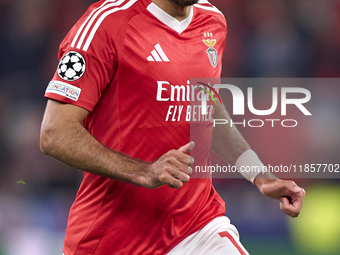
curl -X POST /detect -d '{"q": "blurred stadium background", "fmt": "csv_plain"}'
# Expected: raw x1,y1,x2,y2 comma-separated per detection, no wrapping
0,0,340,254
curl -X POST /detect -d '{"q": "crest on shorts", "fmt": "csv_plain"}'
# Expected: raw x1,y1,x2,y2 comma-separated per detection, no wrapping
202,38,218,68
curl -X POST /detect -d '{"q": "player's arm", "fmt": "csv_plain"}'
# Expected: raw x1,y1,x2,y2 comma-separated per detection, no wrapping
211,104,305,217
40,99,192,189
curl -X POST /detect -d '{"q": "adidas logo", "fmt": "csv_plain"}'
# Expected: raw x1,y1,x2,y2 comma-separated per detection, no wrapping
147,44,170,62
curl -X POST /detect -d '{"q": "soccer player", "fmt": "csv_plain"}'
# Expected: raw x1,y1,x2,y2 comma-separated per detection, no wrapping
40,0,305,254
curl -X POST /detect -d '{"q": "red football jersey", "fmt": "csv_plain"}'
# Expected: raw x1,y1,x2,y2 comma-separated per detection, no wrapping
45,0,227,254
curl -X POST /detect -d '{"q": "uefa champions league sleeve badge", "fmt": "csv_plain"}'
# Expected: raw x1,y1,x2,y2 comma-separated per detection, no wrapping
57,51,86,81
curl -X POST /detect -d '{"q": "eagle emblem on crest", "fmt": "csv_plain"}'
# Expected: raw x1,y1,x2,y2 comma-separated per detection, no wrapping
203,39,218,68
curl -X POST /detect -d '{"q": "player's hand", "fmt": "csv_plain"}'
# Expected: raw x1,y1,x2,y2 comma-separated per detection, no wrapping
141,142,195,189
254,177,306,218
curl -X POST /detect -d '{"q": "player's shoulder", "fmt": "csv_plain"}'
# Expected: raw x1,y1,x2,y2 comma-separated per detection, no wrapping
91,0,147,25
61,0,146,51
193,0,226,29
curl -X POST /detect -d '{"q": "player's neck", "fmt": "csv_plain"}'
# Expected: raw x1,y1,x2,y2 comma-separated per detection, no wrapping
152,0,192,22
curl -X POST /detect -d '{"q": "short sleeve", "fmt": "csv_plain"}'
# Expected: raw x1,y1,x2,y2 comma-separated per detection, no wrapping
45,10,117,112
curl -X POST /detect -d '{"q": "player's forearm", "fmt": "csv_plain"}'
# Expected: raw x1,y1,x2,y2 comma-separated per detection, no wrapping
40,100,193,189
211,104,280,183
211,104,250,164
40,115,147,185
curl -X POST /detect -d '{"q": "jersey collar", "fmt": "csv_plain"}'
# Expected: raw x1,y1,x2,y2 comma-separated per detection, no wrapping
147,3,194,34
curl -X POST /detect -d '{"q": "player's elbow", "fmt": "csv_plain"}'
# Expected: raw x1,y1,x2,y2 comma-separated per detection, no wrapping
39,124,57,156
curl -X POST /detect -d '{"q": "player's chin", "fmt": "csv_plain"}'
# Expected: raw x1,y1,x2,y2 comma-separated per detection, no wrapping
171,0,199,7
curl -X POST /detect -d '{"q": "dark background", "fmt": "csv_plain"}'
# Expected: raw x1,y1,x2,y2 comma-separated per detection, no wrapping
0,0,339,254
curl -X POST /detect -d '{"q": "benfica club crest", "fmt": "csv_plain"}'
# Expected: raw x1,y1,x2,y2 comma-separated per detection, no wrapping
203,39,218,68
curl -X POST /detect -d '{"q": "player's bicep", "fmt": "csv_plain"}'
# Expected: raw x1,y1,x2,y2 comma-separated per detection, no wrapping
40,99,89,154
42,99,89,127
